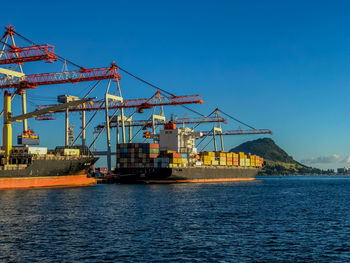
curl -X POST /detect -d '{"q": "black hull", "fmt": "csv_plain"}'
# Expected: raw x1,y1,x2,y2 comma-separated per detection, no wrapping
0,156,98,178
116,166,259,183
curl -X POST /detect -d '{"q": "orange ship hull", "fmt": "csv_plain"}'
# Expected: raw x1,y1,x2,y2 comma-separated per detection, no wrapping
0,174,96,190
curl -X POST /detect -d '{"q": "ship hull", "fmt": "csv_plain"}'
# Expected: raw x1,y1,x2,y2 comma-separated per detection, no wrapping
0,174,96,189
0,156,98,189
116,166,259,183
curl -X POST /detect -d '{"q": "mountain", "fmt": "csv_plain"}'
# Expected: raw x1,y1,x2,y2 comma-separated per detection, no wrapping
230,138,324,175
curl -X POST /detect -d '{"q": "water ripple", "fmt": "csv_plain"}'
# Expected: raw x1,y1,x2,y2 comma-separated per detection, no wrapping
0,176,350,262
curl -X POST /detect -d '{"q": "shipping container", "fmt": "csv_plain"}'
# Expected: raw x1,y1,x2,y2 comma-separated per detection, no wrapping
28,147,47,155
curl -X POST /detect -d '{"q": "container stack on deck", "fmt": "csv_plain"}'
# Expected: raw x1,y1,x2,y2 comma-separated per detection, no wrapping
159,151,188,168
116,143,264,169
117,143,159,168
199,151,263,168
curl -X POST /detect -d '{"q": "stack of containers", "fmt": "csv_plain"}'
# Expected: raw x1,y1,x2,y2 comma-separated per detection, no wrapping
117,143,160,168
160,151,188,167
181,153,188,167
233,153,239,166
227,153,233,166
167,151,182,166
255,156,264,168
249,155,256,167
200,152,216,165
154,157,170,168
246,157,251,167
239,152,246,167
215,152,227,166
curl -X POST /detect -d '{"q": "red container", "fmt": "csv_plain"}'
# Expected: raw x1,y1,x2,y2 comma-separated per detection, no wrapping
149,143,159,149
149,154,158,158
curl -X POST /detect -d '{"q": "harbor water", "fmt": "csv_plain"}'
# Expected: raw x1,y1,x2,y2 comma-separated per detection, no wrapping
1,176,350,262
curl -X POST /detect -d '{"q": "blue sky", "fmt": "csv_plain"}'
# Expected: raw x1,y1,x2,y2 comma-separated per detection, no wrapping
1,0,350,169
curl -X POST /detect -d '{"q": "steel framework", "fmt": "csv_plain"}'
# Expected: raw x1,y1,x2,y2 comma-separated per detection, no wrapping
0,44,57,65
0,62,121,89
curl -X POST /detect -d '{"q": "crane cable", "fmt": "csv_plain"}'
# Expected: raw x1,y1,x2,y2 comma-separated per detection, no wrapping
13,29,257,130
217,109,255,130
13,31,84,70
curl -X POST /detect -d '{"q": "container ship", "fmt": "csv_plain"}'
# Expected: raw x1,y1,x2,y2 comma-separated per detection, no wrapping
115,123,264,183
0,91,98,189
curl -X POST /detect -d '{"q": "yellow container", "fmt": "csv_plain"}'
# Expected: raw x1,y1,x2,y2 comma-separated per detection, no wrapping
211,160,219,165
239,159,245,166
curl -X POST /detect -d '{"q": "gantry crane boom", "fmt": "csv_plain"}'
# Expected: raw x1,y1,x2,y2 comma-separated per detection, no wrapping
0,62,120,89
197,128,273,152
112,116,226,127
94,116,227,131
9,97,95,122
200,128,273,136
0,44,57,65
35,93,204,115
2,90,94,157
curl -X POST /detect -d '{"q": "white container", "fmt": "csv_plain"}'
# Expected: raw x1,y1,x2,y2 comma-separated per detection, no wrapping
28,147,47,155
64,148,80,156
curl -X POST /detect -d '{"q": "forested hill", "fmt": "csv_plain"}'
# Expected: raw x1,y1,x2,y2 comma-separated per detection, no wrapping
230,138,323,175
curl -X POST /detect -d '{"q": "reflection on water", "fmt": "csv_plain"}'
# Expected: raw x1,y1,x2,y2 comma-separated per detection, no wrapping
0,177,350,262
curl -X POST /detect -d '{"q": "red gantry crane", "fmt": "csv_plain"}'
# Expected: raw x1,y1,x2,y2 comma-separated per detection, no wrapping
195,108,273,152
0,44,57,65
0,25,60,139
0,25,122,150
0,62,121,90
35,91,203,113
35,90,205,171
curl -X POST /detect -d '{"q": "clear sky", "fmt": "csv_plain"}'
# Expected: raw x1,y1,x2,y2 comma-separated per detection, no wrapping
1,0,350,169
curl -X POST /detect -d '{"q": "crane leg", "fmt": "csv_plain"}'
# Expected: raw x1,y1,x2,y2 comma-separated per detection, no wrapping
65,109,69,146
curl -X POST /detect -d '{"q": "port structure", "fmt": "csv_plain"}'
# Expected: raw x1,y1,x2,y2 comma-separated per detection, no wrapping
95,115,228,143
0,25,59,138
36,90,204,171
2,90,93,159
35,93,203,113
0,25,273,171
196,108,273,152
0,63,121,90
0,25,122,150
0,44,57,65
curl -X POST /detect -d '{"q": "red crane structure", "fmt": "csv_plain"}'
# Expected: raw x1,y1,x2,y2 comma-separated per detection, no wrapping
35,92,203,114
195,108,273,152
0,25,123,153
0,44,57,65
200,128,272,136
0,62,121,90
0,25,60,135
93,115,227,144
107,116,227,128
35,90,205,171
0,25,273,172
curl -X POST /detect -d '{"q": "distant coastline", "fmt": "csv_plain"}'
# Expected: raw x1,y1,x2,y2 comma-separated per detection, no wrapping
230,138,334,176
